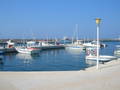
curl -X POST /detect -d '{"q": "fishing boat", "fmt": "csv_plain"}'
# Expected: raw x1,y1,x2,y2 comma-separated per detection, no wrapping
6,40,15,48
15,47,40,54
15,41,41,54
5,40,16,52
86,48,117,62
0,40,16,54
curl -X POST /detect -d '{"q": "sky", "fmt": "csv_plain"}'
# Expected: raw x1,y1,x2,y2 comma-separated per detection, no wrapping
0,0,120,39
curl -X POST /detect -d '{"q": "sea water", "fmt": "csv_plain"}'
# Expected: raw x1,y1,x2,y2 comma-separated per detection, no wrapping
0,41,119,71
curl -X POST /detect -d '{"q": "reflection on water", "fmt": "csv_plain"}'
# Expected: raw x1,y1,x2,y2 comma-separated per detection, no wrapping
66,48,84,55
17,53,33,60
0,49,88,71
16,53,40,64
17,53,40,60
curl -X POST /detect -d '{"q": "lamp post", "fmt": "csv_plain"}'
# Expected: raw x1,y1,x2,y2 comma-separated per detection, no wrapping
95,18,101,69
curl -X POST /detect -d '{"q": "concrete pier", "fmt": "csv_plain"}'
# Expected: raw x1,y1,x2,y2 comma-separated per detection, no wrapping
0,59,120,90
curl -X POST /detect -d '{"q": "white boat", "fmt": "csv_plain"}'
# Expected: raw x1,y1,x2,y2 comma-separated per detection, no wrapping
83,41,106,48
83,41,98,48
114,45,120,55
5,40,16,52
66,40,85,50
114,50,120,55
15,47,40,54
66,43,85,50
39,41,54,46
15,41,41,54
86,55,117,61
86,48,117,62
38,41,64,50
6,40,15,48
0,40,16,54
66,45,84,50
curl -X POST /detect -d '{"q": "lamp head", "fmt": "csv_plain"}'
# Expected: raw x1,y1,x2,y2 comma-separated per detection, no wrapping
95,18,101,25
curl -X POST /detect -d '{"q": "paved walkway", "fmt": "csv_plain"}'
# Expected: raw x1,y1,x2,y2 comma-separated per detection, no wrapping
0,59,120,90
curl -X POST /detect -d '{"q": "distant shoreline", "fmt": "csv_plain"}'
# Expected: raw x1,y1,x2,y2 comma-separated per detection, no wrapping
0,38,120,43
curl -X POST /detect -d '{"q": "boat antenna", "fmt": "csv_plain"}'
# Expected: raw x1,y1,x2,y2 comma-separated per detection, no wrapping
76,24,79,41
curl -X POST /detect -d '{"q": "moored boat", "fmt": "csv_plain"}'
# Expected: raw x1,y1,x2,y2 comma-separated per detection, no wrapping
66,45,84,50
5,40,16,53
65,40,85,50
15,47,40,54
15,41,41,54
83,41,107,48
86,55,117,61
114,50,120,55
39,41,64,50
86,48,117,62
114,45,120,55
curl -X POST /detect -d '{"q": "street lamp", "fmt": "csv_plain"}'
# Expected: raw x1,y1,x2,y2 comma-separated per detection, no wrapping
95,18,101,69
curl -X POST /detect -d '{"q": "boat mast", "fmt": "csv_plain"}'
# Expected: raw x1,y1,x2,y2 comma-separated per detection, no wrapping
76,24,79,41
72,37,74,44
31,29,35,41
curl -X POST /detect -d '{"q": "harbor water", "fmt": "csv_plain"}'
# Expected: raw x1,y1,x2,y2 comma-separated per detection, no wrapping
0,41,119,71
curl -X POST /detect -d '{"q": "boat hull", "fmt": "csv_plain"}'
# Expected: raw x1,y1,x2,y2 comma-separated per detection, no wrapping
86,55,117,62
114,50,120,55
65,44,85,51
15,47,40,54
66,46,83,50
